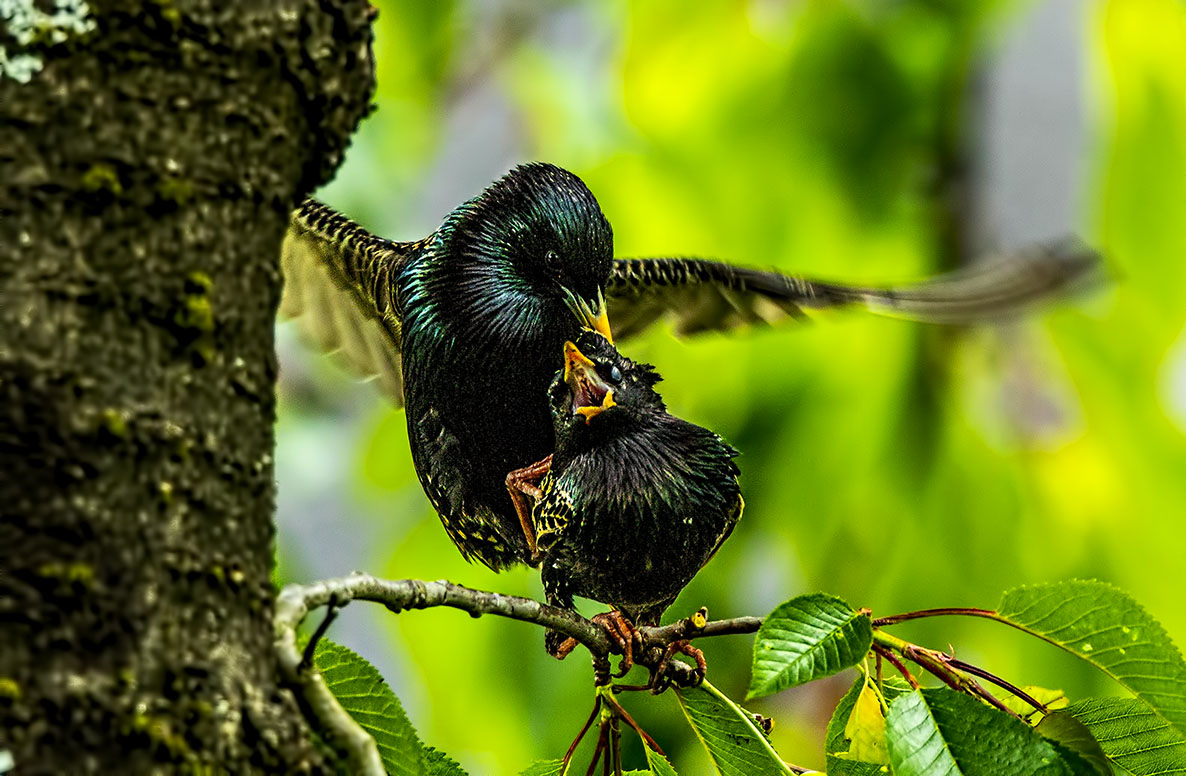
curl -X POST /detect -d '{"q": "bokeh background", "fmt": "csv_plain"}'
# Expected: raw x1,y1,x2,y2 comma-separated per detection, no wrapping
274,1,1186,772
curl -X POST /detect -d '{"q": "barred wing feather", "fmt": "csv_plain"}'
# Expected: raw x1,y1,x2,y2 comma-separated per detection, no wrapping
606,240,1102,340
279,199,414,405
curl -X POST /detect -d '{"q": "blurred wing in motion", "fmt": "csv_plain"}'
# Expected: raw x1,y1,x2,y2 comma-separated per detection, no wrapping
279,199,420,405
606,240,1103,340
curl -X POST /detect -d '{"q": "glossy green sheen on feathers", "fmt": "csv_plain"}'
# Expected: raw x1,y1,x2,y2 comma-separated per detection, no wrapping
284,163,1100,577
395,164,613,569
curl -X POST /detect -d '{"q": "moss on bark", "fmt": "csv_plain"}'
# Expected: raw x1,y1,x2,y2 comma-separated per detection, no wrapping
0,1,375,772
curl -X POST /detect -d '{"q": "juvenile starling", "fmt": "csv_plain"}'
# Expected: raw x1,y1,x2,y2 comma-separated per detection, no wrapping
280,162,1099,571
507,331,742,663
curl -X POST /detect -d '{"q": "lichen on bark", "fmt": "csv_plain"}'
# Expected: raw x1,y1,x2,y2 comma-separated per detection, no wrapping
0,1,375,772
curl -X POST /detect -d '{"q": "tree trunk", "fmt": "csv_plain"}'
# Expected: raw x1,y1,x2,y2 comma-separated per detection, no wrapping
0,2,374,772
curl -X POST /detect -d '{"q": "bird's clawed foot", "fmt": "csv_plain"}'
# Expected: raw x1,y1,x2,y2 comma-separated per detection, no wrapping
552,607,712,695
543,610,641,674
505,454,552,565
591,610,642,678
614,640,708,695
651,640,707,691
547,631,579,661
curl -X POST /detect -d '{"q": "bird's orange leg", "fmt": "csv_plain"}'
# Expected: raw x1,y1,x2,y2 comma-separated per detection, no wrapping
650,640,707,692
593,610,641,678
505,454,552,564
549,610,641,679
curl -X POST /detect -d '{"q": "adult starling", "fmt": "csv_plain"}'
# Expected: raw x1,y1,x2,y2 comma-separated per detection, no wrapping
283,164,613,569
506,331,742,664
280,162,1099,571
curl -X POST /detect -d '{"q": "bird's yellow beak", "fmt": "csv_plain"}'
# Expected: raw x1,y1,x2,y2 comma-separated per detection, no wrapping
563,340,615,422
565,290,614,344
590,304,613,344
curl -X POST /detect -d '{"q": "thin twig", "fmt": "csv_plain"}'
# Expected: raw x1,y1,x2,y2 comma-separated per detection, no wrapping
601,690,664,756
643,615,763,648
610,715,622,776
586,724,606,776
896,642,1020,719
872,644,920,689
300,596,343,671
963,678,1021,718
872,607,998,627
946,656,1048,714
564,694,603,772
274,599,382,773
902,645,967,694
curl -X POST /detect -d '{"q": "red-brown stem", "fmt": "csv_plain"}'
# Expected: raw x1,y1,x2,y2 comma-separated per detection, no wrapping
947,656,1048,714
602,724,611,776
610,716,622,776
872,644,920,689
564,694,603,772
602,691,665,756
903,645,965,693
872,607,998,627
585,724,606,776
900,645,1019,719
967,680,1020,718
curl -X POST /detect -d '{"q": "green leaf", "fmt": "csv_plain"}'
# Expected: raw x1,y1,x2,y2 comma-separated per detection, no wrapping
747,593,873,700
676,680,793,775
1058,697,1186,775
997,580,1186,738
645,748,679,776
826,675,909,776
998,686,1069,723
425,747,468,776
514,739,677,775
315,639,428,776
885,688,1096,776
1033,709,1111,776
844,678,890,764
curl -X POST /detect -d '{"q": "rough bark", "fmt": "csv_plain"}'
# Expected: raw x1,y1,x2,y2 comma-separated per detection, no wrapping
0,1,374,772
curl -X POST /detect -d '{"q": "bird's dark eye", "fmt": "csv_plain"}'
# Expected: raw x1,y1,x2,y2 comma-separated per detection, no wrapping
544,249,561,273
608,365,622,383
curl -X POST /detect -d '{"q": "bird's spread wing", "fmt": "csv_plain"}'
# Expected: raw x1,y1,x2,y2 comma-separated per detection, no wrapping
606,240,1102,340
279,199,419,405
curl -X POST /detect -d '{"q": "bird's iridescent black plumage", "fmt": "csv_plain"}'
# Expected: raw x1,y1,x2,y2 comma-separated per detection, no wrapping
398,164,615,568
531,331,742,650
283,163,613,569
280,162,1101,573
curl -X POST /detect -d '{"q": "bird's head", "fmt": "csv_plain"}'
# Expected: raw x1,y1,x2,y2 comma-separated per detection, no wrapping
439,162,614,343
548,331,664,443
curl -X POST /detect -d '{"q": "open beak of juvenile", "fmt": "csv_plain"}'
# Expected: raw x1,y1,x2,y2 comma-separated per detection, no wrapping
564,289,613,344
563,341,615,422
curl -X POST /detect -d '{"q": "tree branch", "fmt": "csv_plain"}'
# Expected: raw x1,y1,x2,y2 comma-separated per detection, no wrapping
274,585,385,775
273,573,766,772
275,574,614,653
643,614,763,648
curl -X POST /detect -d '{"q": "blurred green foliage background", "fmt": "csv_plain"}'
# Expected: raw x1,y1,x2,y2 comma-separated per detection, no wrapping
275,1,1186,772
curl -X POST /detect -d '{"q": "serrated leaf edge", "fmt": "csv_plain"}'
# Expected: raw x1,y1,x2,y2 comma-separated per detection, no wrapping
678,680,795,776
